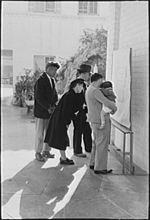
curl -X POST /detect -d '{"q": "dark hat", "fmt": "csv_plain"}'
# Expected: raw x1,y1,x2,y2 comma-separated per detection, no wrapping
77,64,91,73
46,61,60,70
70,78,85,88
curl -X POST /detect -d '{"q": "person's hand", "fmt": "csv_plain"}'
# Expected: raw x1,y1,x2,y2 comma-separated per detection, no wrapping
110,109,117,115
74,111,79,116
48,106,55,114
66,125,69,129
83,103,86,109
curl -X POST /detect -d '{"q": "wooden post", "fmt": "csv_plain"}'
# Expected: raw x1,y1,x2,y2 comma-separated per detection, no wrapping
122,133,126,174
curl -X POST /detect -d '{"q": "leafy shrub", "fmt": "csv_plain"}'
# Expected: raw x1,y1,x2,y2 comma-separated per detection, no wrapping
56,27,107,94
14,69,41,106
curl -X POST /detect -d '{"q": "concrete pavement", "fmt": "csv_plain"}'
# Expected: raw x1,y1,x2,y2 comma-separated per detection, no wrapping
1,90,149,219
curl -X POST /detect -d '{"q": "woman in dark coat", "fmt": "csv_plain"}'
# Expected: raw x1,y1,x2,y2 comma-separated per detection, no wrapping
44,78,85,165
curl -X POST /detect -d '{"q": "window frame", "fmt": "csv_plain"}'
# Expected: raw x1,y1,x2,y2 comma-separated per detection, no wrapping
28,1,61,14
78,1,99,15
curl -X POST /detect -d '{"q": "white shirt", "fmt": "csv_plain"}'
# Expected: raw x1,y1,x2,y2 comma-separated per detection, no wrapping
46,73,53,88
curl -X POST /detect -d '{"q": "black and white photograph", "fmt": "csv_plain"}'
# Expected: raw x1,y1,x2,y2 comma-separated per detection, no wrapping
1,1,149,219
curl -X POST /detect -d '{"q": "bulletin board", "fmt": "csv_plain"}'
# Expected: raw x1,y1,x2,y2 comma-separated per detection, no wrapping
111,48,132,128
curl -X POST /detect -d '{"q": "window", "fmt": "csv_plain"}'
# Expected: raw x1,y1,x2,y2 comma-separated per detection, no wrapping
28,1,61,13
35,2,45,12
79,2,88,14
46,2,55,12
1,50,13,84
79,1,98,15
45,56,55,64
89,2,98,14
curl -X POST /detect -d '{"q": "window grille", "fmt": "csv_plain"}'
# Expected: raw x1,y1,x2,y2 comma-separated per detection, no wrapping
89,2,98,14
35,2,45,12
46,2,55,12
1,50,13,84
1,50,13,57
45,56,55,64
79,1,98,15
79,2,88,14
28,1,61,13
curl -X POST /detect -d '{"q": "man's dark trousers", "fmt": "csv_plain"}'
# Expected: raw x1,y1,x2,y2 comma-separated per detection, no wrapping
73,108,92,154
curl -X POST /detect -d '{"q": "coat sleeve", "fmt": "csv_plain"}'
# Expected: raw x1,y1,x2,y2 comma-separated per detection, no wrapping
62,93,74,126
34,79,50,111
94,89,117,111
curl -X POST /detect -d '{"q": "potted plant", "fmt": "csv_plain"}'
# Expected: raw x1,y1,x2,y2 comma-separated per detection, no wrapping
14,69,41,107
14,75,26,107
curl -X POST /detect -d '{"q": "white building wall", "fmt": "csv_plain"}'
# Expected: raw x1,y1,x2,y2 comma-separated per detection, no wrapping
2,1,108,89
61,2,78,15
106,2,149,172
2,1,28,13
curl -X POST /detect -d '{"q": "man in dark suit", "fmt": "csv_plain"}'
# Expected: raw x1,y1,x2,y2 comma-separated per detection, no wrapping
72,64,93,157
34,61,60,161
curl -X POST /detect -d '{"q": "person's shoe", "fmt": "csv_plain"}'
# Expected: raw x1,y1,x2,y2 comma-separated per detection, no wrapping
94,170,108,174
42,151,55,158
89,165,94,170
85,150,91,153
35,152,46,162
94,169,113,174
104,169,113,173
74,153,87,157
60,158,74,165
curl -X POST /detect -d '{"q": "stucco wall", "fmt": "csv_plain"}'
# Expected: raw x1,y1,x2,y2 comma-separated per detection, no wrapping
106,2,149,172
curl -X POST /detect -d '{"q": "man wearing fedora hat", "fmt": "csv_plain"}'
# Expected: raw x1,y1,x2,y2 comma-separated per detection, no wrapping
72,63,93,157
34,61,60,161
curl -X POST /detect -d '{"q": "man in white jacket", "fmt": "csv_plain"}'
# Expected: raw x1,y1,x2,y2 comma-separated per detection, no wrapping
86,73,117,174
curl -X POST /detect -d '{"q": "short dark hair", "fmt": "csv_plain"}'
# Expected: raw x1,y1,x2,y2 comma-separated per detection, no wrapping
100,81,113,89
46,61,60,70
91,73,103,83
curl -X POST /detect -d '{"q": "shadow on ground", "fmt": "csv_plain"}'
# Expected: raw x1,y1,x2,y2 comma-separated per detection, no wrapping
2,157,91,219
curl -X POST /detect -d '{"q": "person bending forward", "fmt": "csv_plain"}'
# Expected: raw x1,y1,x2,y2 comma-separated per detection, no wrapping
44,78,85,165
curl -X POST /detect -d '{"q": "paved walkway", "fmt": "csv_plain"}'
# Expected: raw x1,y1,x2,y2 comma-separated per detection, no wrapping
1,93,149,219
